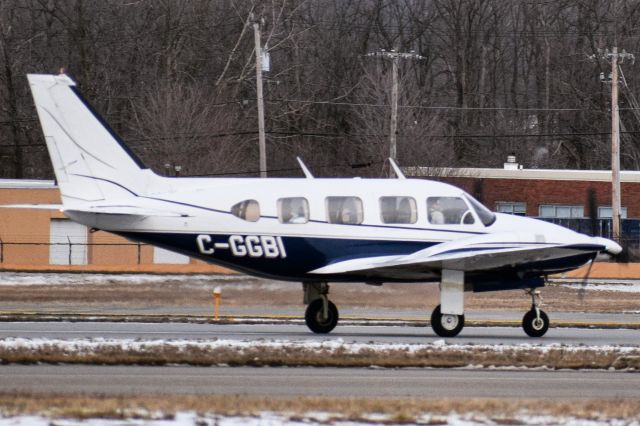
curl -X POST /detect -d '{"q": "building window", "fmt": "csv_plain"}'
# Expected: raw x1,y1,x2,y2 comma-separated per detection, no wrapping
231,200,260,222
496,202,526,216
539,205,584,218
598,206,628,219
153,247,190,264
380,196,417,224
278,197,309,224
326,197,363,224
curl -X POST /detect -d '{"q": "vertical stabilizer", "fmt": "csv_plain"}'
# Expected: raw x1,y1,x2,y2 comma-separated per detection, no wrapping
27,74,149,205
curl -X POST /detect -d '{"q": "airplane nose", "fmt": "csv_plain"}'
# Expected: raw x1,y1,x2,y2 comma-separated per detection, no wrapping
593,237,623,255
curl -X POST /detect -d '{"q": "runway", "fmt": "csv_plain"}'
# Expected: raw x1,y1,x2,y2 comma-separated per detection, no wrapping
0,322,639,346
1,364,639,398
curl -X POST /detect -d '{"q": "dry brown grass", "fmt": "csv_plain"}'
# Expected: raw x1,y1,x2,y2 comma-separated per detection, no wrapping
0,278,638,314
0,393,639,422
1,341,639,370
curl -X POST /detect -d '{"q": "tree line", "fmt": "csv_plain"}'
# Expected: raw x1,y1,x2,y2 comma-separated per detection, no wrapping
2,0,640,179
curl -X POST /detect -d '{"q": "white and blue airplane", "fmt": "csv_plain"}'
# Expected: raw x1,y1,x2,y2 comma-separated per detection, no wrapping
20,73,622,338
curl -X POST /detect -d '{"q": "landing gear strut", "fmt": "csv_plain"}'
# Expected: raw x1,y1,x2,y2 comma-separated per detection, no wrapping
431,269,466,337
522,289,549,337
303,282,339,334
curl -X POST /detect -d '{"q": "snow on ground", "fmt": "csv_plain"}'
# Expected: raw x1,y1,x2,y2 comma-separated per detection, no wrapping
0,336,637,355
0,412,636,426
3,271,640,292
559,282,640,293
0,272,256,286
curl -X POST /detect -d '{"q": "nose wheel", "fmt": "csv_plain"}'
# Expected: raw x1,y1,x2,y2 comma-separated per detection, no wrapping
431,304,465,337
522,289,549,337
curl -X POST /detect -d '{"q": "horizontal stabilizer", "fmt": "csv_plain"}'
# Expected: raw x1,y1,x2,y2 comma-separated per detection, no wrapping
67,205,191,217
0,204,63,210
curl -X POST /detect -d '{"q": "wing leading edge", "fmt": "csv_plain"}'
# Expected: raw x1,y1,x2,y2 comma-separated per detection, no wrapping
309,231,607,276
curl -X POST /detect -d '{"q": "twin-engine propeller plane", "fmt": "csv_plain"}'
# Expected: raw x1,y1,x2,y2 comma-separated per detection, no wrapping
18,73,622,337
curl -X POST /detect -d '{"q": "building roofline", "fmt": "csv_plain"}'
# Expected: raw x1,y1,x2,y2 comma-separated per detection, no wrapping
0,179,57,189
406,167,640,183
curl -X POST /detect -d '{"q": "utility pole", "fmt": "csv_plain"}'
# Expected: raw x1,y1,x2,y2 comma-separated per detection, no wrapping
611,47,621,242
366,49,425,164
253,18,267,178
593,47,635,241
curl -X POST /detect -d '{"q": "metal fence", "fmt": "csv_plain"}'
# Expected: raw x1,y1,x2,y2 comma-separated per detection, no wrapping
0,240,149,266
1,219,638,266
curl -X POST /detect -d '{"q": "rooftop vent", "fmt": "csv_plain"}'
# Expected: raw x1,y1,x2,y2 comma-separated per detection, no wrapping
504,155,519,170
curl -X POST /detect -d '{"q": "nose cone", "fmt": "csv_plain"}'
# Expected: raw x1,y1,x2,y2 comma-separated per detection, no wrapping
593,237,623,255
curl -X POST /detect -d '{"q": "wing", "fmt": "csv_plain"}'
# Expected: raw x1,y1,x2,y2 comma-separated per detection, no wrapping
309,231,606,277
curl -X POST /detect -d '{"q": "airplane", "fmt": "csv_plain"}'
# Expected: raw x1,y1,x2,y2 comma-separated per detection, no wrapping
16,73,622,338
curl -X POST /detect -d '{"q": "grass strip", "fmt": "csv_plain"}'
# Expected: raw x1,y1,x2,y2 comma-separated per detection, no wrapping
1,338,639,370
0,393,639,423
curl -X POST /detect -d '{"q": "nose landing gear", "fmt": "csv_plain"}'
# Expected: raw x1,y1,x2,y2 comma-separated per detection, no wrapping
522,289,549,337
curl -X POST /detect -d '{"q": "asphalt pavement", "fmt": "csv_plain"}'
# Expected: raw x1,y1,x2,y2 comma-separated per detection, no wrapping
0,322,638,346
1,365,639,399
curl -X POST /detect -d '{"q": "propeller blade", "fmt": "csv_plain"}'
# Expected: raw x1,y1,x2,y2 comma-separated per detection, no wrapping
578,256,596,302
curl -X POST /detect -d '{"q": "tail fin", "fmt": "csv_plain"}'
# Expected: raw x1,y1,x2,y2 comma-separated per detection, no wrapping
27,74,150,206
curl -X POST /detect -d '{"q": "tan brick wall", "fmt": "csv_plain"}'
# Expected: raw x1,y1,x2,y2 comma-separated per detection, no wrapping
0,186,229,272
0,188,64,264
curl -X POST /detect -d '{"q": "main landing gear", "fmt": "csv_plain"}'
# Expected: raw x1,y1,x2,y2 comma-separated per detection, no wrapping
303,282,339,334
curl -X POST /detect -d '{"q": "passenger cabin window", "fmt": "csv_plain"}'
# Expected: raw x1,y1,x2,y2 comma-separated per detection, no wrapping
326,197,363,225
427,197,475,225
380,196,417,224
231,199,260,222
278,197,309,224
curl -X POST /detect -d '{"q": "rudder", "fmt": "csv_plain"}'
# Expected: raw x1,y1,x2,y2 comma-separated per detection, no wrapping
27,74,148,205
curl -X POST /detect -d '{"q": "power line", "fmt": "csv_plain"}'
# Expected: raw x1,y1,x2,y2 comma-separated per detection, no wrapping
267,99,589,112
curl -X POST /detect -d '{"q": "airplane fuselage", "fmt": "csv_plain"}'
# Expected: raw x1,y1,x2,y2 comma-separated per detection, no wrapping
66,175,606,287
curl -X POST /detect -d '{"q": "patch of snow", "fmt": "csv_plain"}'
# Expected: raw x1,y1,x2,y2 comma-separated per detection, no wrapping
553,279,640,293
0,336,638,360
0,272,280,287
0,411,637,425
560,282,640,293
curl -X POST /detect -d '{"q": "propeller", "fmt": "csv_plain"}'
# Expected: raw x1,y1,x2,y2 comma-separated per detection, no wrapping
578,256,596,303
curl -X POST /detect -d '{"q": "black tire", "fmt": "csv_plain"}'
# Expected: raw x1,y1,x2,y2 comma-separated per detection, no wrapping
305,299,339,334
430,304,465,337
522,309,549,337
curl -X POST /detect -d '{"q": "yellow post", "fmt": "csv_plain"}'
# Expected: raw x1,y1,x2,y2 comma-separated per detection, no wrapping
213,287,221,320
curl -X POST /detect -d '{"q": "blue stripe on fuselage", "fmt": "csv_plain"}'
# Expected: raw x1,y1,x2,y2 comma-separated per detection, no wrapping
117,231,435,282
116,231,597,284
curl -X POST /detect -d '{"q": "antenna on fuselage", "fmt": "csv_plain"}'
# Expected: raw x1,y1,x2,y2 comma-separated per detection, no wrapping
296,157,314,179
388,157,406,179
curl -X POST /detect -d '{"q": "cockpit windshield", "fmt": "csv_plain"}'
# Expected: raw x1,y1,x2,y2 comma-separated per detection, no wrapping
463,194,496,226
